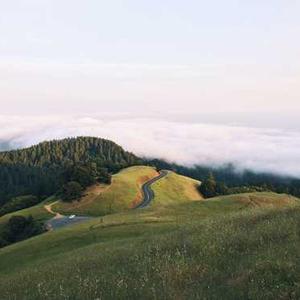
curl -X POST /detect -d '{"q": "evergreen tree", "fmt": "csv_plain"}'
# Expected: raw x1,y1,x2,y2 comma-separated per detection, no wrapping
0,215,45,247
199,172,217,198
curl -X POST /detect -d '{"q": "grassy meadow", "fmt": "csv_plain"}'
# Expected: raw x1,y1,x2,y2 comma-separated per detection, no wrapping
0,192,299,299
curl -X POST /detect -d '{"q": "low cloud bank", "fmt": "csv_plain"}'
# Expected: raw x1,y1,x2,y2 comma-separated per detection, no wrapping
0,115,300,178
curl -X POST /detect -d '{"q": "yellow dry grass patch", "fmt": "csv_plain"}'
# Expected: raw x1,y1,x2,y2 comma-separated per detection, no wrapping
151,171,203,206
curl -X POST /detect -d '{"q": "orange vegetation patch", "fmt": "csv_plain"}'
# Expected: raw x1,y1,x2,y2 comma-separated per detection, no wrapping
130,172,159,208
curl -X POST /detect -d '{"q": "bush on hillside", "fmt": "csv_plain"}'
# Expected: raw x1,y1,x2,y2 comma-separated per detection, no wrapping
97,168,112,184
61,181,83,202
0,215,45,248
198,172,218,198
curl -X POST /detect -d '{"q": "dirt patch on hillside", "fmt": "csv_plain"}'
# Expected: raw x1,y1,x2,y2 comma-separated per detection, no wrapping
66,183,110,209
44,202,63,219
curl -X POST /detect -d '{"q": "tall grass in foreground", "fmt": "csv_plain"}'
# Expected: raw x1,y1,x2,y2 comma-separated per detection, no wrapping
1,207,300,299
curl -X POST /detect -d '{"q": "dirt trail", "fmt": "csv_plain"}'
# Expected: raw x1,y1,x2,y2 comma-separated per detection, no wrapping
44,201,64,219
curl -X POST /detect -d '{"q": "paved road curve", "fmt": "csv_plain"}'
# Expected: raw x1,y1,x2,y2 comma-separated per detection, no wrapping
46,170,168,229
135,170,169,208
46,216,93,230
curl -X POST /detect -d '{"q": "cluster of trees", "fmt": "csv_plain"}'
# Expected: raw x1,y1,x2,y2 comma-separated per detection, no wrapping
198,172,267,198
0,137,141,207
0,215,45,248
148,159,300,198
60,164,112,201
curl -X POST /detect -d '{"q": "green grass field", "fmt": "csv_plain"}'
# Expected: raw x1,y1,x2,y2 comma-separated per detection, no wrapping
0,192,299,299
0,196,55,228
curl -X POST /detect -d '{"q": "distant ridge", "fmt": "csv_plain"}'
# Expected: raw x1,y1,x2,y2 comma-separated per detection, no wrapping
0,136,139,167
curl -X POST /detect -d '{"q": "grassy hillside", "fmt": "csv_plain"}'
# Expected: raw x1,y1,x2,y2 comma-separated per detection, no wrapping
151,171,203,206
0,192,299,299
0,197,55,227
53,167,203,216
53,166,159,216
208,192,300,209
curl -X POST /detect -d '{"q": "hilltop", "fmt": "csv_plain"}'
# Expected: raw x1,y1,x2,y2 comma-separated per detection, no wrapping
0,136,139,167
51,166,203,216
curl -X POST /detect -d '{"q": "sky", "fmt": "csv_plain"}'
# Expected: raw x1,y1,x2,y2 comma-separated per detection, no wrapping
0,1,300,176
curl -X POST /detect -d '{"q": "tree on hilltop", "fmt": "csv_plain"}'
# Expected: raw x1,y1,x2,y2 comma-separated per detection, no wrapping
199,172,217,198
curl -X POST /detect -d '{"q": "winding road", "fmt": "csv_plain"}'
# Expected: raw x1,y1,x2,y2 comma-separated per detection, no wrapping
135,170,169,208
45,170,168,230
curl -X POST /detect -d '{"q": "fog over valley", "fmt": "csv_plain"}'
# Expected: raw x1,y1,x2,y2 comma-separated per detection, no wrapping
1,114,299,178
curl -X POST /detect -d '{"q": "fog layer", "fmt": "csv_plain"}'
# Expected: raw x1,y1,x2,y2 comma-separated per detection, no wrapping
0,115,299,177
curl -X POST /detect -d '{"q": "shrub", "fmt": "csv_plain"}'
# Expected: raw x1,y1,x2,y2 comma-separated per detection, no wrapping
0,215,45,248
61,181,83,202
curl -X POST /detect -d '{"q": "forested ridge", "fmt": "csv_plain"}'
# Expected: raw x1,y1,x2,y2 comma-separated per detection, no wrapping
0,137,141,209
0,137,138,167
1,136,300,216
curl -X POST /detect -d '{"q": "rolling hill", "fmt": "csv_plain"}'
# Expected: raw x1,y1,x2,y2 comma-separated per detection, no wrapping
52,166,159,216
1,136,300,299
151,171,203,206
0,192,299,299
52,166,203,216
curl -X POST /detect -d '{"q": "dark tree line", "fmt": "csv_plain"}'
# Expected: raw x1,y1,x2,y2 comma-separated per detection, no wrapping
198,172,268,198
60,164,113,201
0,137,142,208
147,159,300,198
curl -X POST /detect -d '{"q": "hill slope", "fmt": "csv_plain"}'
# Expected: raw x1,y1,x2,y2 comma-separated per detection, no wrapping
53,166,159,216
0,137,141,207
151,171,203,206
0,192,299,299
207,192,300,209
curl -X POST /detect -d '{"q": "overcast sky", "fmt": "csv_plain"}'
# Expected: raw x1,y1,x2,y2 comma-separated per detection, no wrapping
1,1,300,176
1,0,300,115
